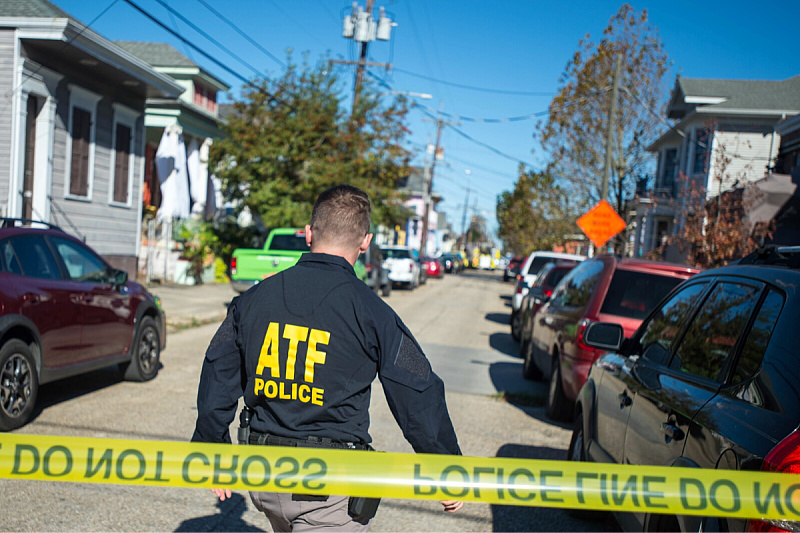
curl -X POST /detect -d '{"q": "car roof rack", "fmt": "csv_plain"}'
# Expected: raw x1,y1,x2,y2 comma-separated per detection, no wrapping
1,218,65,232
733,245,800,269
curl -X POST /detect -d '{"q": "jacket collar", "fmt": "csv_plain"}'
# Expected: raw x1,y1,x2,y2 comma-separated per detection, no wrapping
297,252,356,276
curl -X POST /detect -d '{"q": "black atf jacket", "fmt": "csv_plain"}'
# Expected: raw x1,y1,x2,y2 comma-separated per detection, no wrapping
192,253,460,456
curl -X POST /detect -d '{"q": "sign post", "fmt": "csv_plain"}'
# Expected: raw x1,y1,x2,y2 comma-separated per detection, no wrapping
576,200,626,250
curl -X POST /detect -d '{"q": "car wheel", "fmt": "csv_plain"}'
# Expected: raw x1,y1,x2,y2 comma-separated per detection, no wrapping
566,412,606,520
381,281,391,297
0,339,39,431
510,311,522,341
546,355,572,421
522,340,543,380
123,316,161,382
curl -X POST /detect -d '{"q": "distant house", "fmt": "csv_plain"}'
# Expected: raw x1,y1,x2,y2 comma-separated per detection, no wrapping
113,41,229,219
395,167,443,255
631,75,800,258
0,0,183,276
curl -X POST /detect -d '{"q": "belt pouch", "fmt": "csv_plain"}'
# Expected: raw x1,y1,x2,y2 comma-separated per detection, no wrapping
347,495,381,524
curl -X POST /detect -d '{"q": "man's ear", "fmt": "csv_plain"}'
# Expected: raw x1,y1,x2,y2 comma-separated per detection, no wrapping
305,225,313,248
359,233,373,254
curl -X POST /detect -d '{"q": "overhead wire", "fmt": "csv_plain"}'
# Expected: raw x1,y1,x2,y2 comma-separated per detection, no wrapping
392,67,555,97
193,0,286,70
163,0,195,63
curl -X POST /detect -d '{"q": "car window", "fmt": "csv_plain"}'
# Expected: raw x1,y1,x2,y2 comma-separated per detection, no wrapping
526,256,553,275
550,259,604,308
8,235,61,280
544,267,571,289
0,239,23,275
268,234,310,251
731,289,784,386
382,248,410,259
52,237,108,283
531,264,554,287
638,282,708,365
600,269,686,320
671,281,762,382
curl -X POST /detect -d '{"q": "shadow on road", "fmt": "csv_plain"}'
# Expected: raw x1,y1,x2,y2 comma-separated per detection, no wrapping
490,444,620,532
484,312,509,325
489,332,518,357
175,492,263,532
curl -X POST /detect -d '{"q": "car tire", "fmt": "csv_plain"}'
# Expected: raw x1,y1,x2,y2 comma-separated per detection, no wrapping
566,412,606,520
510,311,522,341
546,355,572,421
381,281,391,297
522,341,543,380
123,316,161,382
0,339,39,431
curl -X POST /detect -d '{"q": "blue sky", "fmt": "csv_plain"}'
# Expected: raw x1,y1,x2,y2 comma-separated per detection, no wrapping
58,0,800,240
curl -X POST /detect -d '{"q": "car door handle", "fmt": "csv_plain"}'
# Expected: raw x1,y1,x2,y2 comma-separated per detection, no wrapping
617,392,632,408
22,293,40,304
661,423,685,442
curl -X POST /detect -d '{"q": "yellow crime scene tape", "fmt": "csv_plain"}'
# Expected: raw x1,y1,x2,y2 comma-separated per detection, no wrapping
1,433,797,521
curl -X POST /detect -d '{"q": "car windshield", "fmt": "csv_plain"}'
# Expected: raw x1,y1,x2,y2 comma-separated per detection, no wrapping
528,256,578,275
544,267,571,288
600,269,685,320
268,234,310,251
383,248,410,259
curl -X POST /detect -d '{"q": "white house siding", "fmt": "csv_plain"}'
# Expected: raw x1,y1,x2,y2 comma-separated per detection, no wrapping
0,29,16,213
707,129,778,197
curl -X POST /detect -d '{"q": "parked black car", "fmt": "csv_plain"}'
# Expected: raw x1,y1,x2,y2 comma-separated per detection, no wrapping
569,245,800,532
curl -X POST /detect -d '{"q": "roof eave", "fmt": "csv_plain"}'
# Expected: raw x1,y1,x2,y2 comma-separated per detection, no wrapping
4,17,184,98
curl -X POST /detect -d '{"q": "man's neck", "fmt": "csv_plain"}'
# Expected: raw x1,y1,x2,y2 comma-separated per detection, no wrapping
310,246,359,266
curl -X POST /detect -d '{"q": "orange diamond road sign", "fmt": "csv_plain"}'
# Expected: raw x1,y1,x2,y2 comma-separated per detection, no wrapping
576,200,627,248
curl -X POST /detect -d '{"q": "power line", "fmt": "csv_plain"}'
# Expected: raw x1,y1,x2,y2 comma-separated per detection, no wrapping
121,0,292,108
412,101,548,123
393,67,554,96
193,0,286,70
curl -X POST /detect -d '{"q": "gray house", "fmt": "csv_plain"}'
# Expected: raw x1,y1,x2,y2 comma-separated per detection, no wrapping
631,75,800,258
0,0,183,276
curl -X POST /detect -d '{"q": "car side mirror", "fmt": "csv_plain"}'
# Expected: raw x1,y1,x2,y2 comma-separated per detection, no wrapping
583,322,624,352
112,268,128,288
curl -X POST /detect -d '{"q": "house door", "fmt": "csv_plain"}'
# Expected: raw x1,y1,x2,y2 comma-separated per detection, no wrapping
22,96,39,220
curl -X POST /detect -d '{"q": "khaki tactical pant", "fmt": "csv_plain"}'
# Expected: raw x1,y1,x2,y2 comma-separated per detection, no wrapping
249,492,371,532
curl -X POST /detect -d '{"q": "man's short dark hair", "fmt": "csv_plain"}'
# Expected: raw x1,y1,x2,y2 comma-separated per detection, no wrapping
311,185,371,249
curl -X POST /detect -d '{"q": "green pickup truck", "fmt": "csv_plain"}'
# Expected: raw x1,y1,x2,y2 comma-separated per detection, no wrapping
230,227,366,293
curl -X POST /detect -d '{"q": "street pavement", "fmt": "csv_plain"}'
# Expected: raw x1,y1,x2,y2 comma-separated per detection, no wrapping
145,280,237,331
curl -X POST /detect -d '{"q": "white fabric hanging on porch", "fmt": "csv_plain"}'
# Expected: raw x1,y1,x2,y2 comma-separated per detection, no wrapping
155,125,190,220
187,138,207,215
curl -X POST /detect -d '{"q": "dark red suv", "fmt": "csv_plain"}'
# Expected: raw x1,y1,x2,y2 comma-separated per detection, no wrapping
0,219,166,431
527,255,699,421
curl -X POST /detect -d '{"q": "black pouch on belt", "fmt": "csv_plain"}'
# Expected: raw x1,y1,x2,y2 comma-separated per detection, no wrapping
347,444,380,524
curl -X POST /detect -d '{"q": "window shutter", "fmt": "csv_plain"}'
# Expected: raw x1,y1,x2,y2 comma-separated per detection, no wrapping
114,123,131,203
70,108,91,196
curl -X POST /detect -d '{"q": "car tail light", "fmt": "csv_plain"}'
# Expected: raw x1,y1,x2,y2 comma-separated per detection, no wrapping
544,289,553,297
409,263,413,272
575,318,601,358
747,430,800,532
231,257,237,275
366,264,372,273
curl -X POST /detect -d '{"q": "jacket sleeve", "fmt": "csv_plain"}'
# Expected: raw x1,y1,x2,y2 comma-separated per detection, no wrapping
191,300,245,444
377,316,461,456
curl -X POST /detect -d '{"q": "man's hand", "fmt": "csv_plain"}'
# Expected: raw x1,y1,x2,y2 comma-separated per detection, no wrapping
440,500,463,513
211,488,232,501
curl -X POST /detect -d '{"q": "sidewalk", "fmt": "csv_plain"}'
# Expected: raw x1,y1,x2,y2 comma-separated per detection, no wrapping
145,281,236,331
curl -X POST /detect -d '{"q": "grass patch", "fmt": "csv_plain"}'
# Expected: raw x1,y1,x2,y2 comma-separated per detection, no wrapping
491,390,546,407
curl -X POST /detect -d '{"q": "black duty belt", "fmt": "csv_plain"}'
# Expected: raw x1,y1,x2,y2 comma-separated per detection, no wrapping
248,432,370,450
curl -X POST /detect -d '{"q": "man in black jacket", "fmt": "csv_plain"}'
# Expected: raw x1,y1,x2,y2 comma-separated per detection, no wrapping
192,184,462,531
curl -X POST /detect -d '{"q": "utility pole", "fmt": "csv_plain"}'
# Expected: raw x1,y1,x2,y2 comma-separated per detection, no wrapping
420,110,457,256
333,1,395,111
601,53,623,202
460,186,471,246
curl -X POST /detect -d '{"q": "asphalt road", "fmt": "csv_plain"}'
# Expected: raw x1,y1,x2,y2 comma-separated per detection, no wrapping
0,269,619,532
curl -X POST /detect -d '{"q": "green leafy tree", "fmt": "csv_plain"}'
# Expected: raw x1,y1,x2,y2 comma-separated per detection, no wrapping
496,165,576,255
210,56,412,231
538,4,670,217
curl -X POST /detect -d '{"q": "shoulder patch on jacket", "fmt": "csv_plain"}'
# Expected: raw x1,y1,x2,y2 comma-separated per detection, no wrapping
395,333,431,381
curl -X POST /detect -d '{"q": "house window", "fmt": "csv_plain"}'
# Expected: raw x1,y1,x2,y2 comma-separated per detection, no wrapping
693,128,712,174
65,85,101,200
661,148,677,193
110,104,139,207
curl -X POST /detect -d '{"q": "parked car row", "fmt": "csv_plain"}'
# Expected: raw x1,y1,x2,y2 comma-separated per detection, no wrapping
378,246,461,291
513,245,800,531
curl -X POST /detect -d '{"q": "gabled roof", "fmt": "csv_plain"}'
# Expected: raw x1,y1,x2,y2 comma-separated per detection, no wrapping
0,0,71,18
667,75,800,119
114,41,196,68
